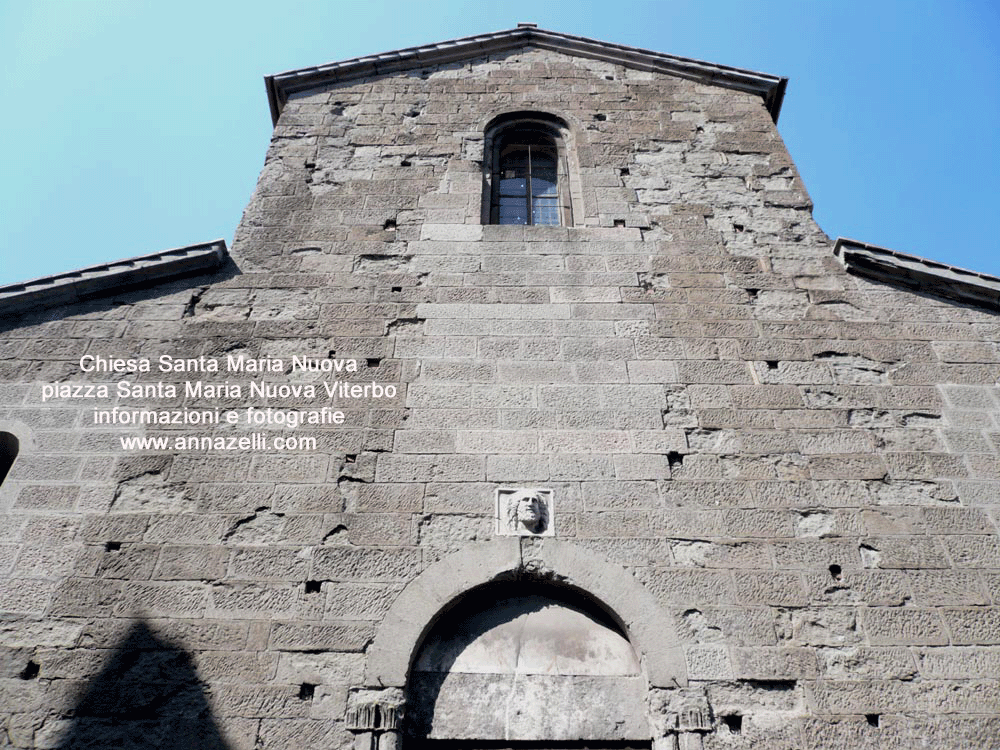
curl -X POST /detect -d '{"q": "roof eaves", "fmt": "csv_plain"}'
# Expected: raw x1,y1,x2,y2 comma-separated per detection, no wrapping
264,26,787,125
0,239,229,317
834,238,1000,312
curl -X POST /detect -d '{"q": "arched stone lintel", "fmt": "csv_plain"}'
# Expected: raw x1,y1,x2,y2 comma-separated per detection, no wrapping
364,537,687,689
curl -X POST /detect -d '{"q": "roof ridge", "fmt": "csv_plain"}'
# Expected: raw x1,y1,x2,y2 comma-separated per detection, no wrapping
835,237,1000,311
0,239,228,316
264,25,787,125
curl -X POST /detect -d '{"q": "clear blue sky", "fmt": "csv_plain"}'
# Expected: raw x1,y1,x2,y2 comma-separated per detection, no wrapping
2,1,997,286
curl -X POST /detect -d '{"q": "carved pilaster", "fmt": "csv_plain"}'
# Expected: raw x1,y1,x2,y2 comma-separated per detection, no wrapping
346,688,405,750
648,687,714,750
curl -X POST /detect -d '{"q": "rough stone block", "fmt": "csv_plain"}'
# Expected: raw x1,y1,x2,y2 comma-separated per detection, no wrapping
861,607,948,645
268,622,374,652
312,547,421,582
944,607,1000,645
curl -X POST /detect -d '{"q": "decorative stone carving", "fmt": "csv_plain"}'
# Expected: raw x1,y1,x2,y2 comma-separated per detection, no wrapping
345,688,405,732
495,487,554,536
676,700,713,733
648,687,713,735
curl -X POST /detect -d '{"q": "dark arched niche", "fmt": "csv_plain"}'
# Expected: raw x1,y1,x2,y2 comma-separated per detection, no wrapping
0,431,18,486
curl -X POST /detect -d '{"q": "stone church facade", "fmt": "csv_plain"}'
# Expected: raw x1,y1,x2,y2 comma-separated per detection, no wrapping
1,24,999,750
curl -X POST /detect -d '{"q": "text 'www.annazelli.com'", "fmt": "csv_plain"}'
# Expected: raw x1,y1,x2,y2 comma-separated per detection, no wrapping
119,433,316,451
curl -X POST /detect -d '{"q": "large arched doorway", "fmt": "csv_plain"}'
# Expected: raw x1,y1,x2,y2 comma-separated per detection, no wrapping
349,539,692,750
406,580,650,746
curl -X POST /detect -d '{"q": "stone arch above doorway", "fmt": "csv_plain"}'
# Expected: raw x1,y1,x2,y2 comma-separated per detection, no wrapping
364,537,688,690
407,582,649,742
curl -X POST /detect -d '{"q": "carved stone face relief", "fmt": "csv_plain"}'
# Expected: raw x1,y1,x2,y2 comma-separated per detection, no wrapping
496,487,554,536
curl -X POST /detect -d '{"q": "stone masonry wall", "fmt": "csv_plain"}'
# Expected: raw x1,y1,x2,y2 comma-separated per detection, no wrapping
1,45,999,749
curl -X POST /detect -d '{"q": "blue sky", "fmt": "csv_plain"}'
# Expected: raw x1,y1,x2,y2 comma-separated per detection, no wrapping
2,1,997,286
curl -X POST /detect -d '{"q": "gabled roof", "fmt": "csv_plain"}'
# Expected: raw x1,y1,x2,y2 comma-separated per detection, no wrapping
834,238,1000,311
0,240,228,317
264,24,788,126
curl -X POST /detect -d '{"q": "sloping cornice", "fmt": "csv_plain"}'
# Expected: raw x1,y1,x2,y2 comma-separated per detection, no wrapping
834,238,1000,312
264,25,787,126
0,240,228,317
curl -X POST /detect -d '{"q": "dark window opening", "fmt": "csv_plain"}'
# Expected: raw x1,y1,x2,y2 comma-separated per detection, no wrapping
304,580,322,594
105,542,122,552
0,432,18,486
298,683,316,700
367,358,381,368
495,140,559,226
866,713,880,728
722,715,743,734
486,113,572,227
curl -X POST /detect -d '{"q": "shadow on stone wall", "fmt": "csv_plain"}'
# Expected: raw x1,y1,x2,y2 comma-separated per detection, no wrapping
57,620,230,750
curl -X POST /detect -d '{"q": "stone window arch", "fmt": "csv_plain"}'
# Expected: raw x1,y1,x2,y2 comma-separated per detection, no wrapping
483,112,576,227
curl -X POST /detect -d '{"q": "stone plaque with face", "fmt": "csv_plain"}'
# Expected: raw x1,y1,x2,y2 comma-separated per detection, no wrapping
495,487,554,536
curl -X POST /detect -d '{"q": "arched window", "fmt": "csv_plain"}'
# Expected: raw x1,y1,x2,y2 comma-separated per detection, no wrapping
484,113,573,226
0,432,18,486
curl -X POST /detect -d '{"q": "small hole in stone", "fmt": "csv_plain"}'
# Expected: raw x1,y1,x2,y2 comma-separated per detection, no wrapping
345,454,357,464
667,452,684,469
613,219,625,227
391,286,402,293
722,715,742,734
105,542,121,552
298,683,316,700
829,564,842,581
865,713,880,728
766,361,779,370
593,113,607,121
734,223,745,232
401,160,411,167
620,168,630,176
19,661,39,680
367,358,381,367
383,219,397,231
605,75,614,80
304,580,322,594
746,288,760,300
